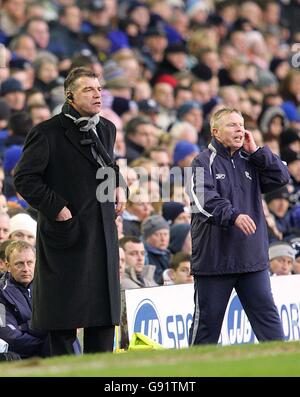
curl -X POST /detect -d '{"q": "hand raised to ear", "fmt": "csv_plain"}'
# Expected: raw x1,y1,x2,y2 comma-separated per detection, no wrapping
243,130,259,154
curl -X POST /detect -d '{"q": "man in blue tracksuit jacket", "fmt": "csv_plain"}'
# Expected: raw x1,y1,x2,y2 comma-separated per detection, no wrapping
188,108,290,345
0,241,49,358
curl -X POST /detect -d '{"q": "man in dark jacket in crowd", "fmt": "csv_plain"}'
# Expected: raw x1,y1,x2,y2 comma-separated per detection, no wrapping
188,107,290,345
0,241,49,359
141,214,171,285
14,67,127,356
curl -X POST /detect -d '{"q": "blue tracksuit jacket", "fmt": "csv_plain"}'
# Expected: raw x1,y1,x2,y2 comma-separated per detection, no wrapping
189,138,290,275
0,275,48,358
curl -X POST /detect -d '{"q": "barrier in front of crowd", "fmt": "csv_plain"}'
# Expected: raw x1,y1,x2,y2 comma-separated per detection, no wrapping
125,275,300,348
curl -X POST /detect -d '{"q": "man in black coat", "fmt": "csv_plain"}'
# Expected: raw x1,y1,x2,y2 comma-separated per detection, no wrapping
0,240,49,359
14,67,127,356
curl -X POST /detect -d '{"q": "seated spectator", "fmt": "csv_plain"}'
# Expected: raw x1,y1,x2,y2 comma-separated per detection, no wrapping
0,239,12,278
163,252,193,285
258,105,288,137
176,101,203,137
116,215,124,240
28,103,51,126
0,98,11,155
125,116,159,163
173,140,199,168
119,246,126,284
281,148,300,206
0,211,10,243
168,223,191,255
119,236,157,289
141,215,171,285
0,78,26,112
0,241,49,359
122,188,154,238
280,127,300,154
264,186,294,240
3,144,23,200
262,199,283,242
268,241,295,276
162,201,190,225
289,237,300,274
169,121,198,144
9,213,37,246
0,194,8,213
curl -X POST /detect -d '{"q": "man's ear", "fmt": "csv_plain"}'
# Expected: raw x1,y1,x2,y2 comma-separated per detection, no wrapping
211,127,218,137
66,92,74,102
169,269,176,281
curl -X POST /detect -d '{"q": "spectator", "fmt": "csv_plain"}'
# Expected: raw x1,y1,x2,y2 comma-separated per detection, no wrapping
0,78,26,112
3,144,23,201
176,100,203,136
265,186,294,240
162,201,190,225
6,111,33,147
163,252,193,285
119,236,157,289
119,246,126,284
280,128,300,154
0,240,49,359
268,241,295,276
122,188,154,238
9,33,37,63
173,140,199,168
9,213,37,246
0,194,8,213
0,239,12,277
137,98,160,126
168,223,191,254
124,116,158,163
0,212,10,243
141,214,171,284
281,148,300,206
289,237,300,274
115,215,124,240
28,104,51,126
0,98,11,152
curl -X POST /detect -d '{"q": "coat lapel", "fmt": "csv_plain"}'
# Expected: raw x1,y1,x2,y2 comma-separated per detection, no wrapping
59,113,97,166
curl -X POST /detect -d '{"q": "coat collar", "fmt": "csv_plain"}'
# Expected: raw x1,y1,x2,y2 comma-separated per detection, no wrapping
209,137,242,159
2,275,32,304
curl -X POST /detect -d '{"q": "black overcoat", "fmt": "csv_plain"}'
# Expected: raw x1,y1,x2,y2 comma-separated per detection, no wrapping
14,112,120,330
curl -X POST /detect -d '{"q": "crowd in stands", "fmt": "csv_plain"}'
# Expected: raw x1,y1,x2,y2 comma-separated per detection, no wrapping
1,0,300,357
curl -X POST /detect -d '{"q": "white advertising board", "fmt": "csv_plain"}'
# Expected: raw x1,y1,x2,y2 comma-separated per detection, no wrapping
125,275,300,347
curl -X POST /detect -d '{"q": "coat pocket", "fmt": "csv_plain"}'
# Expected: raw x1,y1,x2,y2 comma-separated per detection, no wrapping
41,216,81,249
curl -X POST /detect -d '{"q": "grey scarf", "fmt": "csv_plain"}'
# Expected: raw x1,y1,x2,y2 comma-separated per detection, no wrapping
64,107,108,168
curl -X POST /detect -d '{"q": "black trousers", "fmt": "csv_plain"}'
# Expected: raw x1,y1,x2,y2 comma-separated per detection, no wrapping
189,269,284,345
49,326,115,356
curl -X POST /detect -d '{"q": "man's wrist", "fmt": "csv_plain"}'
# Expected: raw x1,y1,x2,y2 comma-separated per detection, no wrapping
248,146,260,154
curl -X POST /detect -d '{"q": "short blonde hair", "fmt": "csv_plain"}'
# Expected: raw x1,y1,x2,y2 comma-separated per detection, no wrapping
5,240,35,263
210,107,242,131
